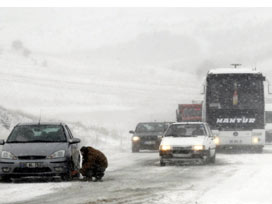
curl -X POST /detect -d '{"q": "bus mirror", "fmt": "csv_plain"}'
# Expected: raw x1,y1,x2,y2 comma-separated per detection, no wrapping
269,85,272,94
266,78,272,94
201,85,205,95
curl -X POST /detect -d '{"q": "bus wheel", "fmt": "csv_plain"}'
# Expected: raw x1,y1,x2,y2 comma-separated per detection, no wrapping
255,147,263,153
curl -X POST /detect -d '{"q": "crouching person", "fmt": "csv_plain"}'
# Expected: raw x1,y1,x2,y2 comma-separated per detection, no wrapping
73,146,108,181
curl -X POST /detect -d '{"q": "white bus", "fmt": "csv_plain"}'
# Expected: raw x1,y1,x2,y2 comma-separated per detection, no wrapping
203,68,266,152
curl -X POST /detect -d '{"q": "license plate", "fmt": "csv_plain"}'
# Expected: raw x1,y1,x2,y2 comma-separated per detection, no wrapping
21,163,42,168
230,140,242,144
173,154,192,158
144,141,156,145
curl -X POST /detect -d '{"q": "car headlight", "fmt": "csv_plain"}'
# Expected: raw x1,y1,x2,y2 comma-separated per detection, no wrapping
252,137,260,144
47,150,65,159
160,145,172,151
1,151,17,160
214,137,220,145
132,136,140,142
192,145,204,151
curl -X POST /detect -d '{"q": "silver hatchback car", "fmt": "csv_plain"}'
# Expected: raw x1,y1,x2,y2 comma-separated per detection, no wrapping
0,122,81,181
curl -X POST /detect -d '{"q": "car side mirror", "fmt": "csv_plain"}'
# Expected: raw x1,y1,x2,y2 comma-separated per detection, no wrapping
158,135,163,140
0,140,5,145
69,138,81,144
129,130,135,134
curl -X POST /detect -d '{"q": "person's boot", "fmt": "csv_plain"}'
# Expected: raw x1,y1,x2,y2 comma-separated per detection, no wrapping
82,176,93,182
94,177,103,182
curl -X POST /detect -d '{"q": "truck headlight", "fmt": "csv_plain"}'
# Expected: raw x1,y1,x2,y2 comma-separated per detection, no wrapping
214,137,220,145
252,137,260,144
132,136,140,142
47,150,65,159
160,145,172,151
192,145,204,151
1,151,17,160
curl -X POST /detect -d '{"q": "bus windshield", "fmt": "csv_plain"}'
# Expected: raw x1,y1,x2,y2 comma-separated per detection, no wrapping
207,74,263,110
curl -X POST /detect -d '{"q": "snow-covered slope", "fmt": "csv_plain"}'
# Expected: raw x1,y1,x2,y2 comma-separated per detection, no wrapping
1,8,272,149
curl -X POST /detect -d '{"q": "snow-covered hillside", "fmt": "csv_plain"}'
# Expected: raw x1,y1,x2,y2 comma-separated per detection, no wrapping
1,8,272,148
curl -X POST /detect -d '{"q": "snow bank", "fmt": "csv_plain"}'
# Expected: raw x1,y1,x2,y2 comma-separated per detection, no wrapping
0,182,71,204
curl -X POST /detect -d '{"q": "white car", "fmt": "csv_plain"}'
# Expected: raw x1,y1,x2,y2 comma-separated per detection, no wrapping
159,122,216,166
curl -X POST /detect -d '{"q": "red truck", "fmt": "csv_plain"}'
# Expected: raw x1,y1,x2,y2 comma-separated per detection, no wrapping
176,104,202,122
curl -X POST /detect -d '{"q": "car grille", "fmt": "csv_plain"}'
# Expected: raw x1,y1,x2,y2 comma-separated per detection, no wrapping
141,136,158,141
13,167,52,173
18,156,46,160
172,146,192,154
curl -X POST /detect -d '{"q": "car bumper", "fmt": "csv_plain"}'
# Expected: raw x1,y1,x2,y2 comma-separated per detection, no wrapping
160,150,209,162
132,140,161,150
216,144,264,151
0,158,69,178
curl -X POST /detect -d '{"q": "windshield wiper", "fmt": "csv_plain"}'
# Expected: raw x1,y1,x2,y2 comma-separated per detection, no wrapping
7,141,29,143
26,140,66,143
7,140,66,143
165,134,178,137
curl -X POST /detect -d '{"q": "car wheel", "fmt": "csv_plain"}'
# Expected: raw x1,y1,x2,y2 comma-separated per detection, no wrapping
203,150,211,165
160,159,166,166
132,145,140,153
62,160,75,181
0,175,11,182
210,152,216,163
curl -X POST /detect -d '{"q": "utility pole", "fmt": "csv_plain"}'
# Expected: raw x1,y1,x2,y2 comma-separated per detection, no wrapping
231,64,242,69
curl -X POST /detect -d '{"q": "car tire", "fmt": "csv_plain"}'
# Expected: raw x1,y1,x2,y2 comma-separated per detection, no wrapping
160,159,166,166
62,160,76,181
203,150,211,165
210,151,216,163
0,175,11,182
132,145,140,153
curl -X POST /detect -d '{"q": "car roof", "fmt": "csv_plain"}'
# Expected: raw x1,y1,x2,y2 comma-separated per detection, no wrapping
16,122,66,126
137,122,173,124
171,122,208,125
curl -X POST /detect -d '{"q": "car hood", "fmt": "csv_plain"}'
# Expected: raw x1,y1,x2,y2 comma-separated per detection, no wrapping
161,136,205,147
2,143,68,156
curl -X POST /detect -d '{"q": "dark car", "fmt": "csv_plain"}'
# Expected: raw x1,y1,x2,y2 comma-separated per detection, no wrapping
0,122,81,181
129,122,172,152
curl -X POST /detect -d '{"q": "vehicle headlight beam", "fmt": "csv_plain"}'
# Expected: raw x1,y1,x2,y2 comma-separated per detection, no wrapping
192,145,204,151
160,145,172,151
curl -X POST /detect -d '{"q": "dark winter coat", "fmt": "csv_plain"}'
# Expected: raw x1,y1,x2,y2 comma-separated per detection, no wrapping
79,147,108,176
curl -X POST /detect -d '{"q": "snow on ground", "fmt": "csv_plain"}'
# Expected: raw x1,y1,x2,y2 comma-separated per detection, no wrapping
1,8,272,204
6,146,272,204
0,182,71,204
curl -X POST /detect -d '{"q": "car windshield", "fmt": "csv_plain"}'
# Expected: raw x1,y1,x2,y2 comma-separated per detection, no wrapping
135,123,166,133
165,124,206,137
7,125,67,143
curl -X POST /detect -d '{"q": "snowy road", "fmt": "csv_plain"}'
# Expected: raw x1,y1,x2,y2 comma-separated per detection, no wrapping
1,146,272,204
